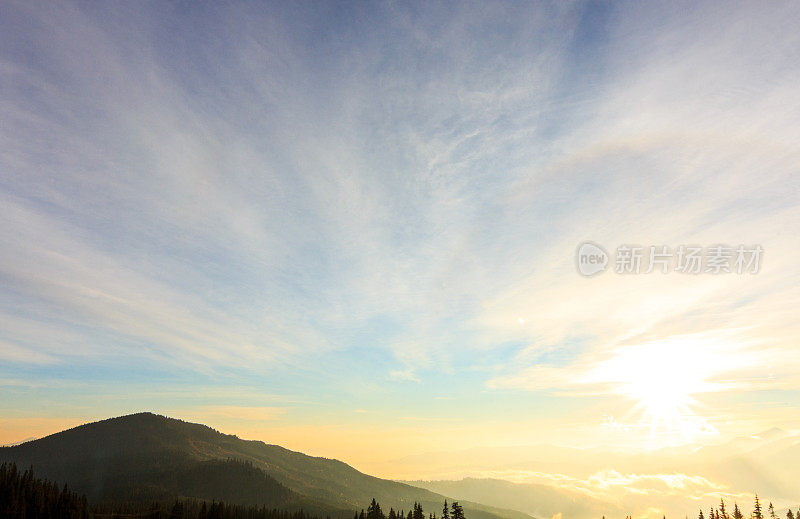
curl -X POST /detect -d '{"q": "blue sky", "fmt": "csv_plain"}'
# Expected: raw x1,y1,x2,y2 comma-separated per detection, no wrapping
2,0,800,484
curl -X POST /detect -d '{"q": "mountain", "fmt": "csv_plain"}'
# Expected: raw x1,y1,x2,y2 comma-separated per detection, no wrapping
384,429,800,519
403,478,622,519
0,437,38,447
0,413,328,514
0,413,533,519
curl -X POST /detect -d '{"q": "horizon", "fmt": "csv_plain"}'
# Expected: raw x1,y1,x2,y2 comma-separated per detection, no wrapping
3,410,799,519
5,409,798,454
2,2,800,518
4,410,798,466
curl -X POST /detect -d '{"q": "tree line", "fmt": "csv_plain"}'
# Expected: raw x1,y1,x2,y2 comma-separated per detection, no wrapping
355,499,465,519
0,463,466,519
1,461,90,518
608,495,800,519
5,460,800,519
697,495,800,519
0,461,320,519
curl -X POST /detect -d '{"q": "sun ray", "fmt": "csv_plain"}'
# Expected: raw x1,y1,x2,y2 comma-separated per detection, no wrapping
586,335,738,447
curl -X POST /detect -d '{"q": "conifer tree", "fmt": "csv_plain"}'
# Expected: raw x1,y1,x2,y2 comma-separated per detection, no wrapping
451,501,465,519
754,495,763,519
367,498,384,519
443,501,450,519
170,500,184,519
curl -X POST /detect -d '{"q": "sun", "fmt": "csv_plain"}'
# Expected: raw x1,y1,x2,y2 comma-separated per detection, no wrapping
620,352,696,423
589,336,722,440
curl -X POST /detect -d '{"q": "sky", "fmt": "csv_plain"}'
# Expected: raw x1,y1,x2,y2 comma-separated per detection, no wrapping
1,0,800,499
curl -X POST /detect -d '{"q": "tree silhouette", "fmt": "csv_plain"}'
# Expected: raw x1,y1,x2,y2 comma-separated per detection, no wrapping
367,498,385,519
754,495,763,519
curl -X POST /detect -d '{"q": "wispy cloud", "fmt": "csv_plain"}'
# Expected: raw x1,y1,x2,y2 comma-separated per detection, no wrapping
1,0,799,486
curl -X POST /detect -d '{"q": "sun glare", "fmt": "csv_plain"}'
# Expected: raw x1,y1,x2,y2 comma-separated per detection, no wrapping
589,336,726,442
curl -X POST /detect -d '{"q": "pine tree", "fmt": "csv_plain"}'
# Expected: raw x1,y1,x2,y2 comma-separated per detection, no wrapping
769,503,776,519
442,501,450,519
733,504,743,519
787,510,795,519
451,502,465,519
700,510,705,519
367,498,384,519
754,495,763,519
720,499,728,519
170,500,185,519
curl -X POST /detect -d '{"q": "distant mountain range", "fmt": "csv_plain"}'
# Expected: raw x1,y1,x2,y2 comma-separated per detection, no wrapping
0,437,37,447
403,478,622,519
385,428,800,519
0,413,534,519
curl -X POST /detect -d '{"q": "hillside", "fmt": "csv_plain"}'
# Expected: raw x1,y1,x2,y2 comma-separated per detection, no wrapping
404,478,620,519
0,413,533,519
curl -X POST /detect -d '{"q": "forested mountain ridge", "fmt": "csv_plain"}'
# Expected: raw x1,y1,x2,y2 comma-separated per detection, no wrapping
0,413,532,519
0,460,332,519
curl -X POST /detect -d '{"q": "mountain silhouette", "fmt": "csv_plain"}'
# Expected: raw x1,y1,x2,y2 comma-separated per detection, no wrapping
0,412,533,519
